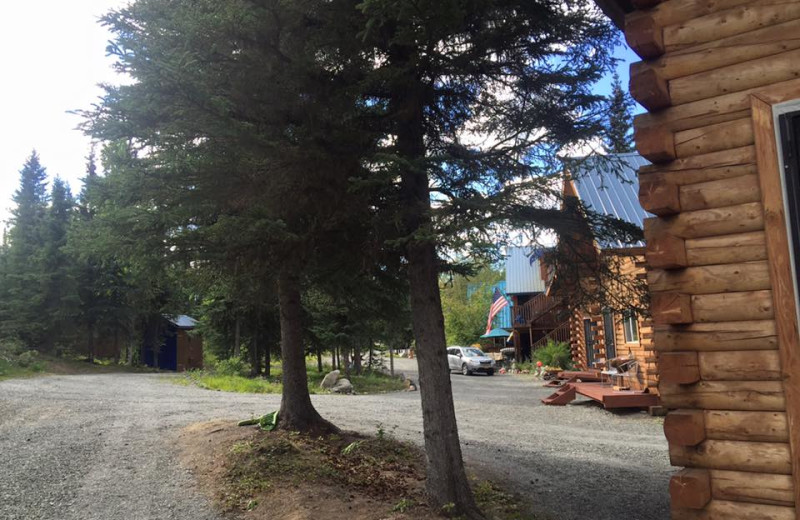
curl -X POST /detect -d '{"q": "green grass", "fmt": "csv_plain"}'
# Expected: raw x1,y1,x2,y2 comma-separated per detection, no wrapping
176,365,406,395
0,358,45,381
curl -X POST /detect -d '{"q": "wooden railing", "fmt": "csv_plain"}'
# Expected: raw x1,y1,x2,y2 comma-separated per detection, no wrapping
531,320,571,351
513,293,563,326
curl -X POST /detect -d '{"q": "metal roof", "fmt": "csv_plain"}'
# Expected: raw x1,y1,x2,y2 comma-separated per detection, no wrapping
166,315,198,329
505,247,547,295
570,153,652,249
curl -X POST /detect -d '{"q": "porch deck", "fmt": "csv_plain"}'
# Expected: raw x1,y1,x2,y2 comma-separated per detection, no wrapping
542,382,659,409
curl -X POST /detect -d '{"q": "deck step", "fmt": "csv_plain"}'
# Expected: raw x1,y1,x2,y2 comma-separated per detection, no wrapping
541,384,577,406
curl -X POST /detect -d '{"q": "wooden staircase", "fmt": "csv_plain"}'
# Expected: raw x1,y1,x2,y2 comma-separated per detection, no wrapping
531,319,570,351
542,383,577,406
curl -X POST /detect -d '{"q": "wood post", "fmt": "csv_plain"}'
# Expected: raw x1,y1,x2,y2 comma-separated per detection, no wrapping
670,469,712,509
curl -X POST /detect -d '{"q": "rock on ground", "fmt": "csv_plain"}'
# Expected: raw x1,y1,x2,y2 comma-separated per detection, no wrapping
331,378,353,394
320,370,340,389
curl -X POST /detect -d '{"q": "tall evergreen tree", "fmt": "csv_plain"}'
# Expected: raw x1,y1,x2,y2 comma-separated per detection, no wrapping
604,73,634,153
40,177,78,351
2,152,49,348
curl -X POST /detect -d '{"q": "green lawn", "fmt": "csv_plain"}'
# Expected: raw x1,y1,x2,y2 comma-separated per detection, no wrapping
176,365,406,395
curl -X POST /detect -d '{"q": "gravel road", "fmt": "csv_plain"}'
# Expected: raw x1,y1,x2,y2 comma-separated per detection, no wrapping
0,359,671,520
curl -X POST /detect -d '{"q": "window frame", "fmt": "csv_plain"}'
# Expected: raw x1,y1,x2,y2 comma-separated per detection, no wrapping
623,310,639,344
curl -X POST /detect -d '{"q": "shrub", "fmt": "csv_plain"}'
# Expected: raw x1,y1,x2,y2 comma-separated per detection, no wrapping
213,357,250,377
533,340,573,370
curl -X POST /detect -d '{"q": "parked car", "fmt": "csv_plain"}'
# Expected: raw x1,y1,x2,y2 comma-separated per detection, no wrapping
446,346,496,376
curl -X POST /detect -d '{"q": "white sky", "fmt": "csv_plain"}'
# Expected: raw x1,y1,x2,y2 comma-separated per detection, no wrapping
0,2,638,230
0,1,129,227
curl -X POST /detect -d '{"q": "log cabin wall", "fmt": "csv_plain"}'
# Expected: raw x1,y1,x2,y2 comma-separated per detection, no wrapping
625,0,800,516
568,255,659,392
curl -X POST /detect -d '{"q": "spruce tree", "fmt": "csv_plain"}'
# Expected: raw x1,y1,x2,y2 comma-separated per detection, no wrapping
40,177,78,351
2,152,49,348
605,73,634,153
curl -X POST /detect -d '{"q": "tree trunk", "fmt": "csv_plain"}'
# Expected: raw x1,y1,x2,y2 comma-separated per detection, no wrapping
233,316,241,359
396,80,481,517
335,346,340,370
354,342,362,375
390,343,394,376
265,339,271,378
250,329,260,377
317,345,323,372
342,347,351,377
87,325,96,364
277,269,337,434
331,349,336,370
368,340,373,371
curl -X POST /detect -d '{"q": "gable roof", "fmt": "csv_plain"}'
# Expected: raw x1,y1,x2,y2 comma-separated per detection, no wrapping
569,153,652,249
166,315,198,329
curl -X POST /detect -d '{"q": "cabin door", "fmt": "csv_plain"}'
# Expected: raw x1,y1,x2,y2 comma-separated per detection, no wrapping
603,311,616,360
583,318,595,367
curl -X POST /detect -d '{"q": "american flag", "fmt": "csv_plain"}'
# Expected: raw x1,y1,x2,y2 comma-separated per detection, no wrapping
485,288,509,334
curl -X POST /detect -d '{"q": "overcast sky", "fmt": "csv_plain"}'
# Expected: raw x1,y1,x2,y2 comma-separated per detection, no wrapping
0,2,638,229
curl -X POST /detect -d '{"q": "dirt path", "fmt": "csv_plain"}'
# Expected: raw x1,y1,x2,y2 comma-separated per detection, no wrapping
0,365,670,520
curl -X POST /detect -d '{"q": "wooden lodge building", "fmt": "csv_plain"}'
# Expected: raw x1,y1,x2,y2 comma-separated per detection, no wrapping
592,0,800,517
557,153,660,394
142,315,203,371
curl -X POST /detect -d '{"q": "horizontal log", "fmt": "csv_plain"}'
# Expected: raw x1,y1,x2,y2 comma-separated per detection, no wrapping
646,234,688,269
661,352,701,384
644,202,764,241
680,174,761,212
643,0,774,27
634,77,800,133
660,380,786,411
632,0,663,8
663,3,800,52
711,470,795,506
671,49,800,108
644,19,800,80
672,500,796,520
705,410,789,443
671,468,712,509
673,118,754,158
669,439,792,474
699,350,782,381
648,261,771,294
654,320,778,352
638,145,756,182
691,290,774,323
653,292,694,324
665,409,706,446
684,231,767,266
640,174,760,216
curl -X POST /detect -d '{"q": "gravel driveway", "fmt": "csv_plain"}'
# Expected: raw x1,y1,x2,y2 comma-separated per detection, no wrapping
0,360,671,520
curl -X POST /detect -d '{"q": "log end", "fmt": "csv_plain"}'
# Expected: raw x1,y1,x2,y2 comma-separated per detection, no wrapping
625,13,665,60
659,352,701,384
652,292,693,325
664,409,706,446
643,227,688,269
670,468,712,510
639,178,680,216
635,124,675,163
630,63,671,112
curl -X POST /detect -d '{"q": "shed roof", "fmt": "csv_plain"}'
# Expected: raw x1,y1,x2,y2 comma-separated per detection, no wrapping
570,153,652,249
166,315,198,329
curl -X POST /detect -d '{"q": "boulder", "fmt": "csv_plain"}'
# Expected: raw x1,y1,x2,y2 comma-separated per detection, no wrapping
332,378,354,394
320,370,340,389
403,378,418,392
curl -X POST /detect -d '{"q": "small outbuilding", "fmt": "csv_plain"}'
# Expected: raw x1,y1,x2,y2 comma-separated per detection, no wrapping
143,315,203,371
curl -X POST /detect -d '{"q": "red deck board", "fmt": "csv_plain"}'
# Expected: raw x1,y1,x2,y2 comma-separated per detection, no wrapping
571,382,659,409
